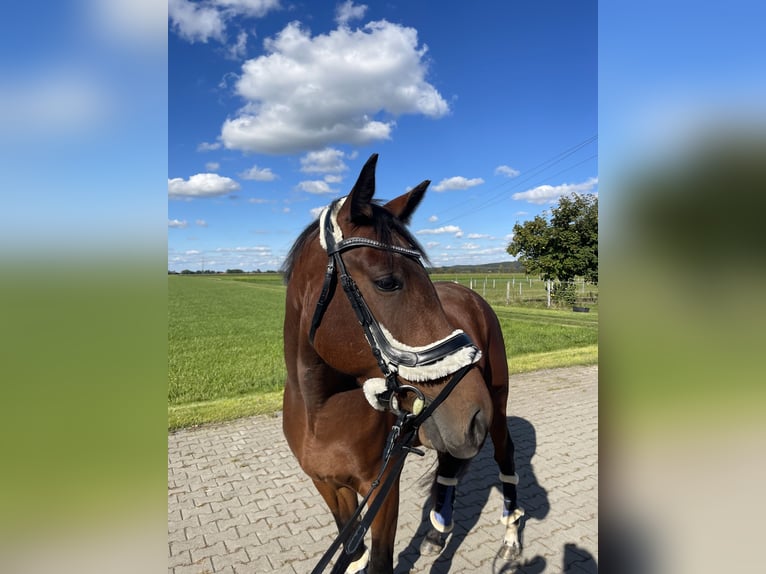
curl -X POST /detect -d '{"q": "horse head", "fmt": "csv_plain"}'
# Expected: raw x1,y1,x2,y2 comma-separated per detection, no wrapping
295,153,493,459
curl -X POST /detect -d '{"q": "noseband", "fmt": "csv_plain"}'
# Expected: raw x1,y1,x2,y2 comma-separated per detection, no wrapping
309,198,481,416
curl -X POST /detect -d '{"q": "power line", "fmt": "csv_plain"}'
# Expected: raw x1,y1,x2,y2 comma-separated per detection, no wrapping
431,135,598,226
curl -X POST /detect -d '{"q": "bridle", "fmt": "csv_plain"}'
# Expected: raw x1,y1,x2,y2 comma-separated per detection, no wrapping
308,199,484,574
308,198,481,417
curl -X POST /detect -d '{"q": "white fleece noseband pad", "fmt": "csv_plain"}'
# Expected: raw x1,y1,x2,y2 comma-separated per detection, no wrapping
378,325,481,383
362,326,482,411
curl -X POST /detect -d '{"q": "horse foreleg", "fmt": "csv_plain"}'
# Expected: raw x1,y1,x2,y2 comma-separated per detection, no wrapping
489,415,525,561
364,475,400,574
312,480,370,573
420,453,467,556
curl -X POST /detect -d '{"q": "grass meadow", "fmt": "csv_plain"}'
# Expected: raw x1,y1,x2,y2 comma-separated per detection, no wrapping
168,273,598,429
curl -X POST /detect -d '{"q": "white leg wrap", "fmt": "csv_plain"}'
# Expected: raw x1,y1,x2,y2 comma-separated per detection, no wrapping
499,472,519,485
500,507,525,526
430,509,454,533
430,475,457,533
345,548,369,574
436,475,459,486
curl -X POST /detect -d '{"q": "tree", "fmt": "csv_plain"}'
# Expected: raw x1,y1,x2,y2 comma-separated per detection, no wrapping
507,193,598,284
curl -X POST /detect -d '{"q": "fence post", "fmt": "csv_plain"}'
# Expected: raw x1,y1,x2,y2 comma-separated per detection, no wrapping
506,281,510,305
546,279,551,308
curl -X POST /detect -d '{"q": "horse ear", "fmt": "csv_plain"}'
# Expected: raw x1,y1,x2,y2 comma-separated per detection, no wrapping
346,153,378,222
384,179,430,224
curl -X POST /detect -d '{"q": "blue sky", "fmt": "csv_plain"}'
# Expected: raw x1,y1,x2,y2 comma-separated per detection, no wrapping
168,0,597,272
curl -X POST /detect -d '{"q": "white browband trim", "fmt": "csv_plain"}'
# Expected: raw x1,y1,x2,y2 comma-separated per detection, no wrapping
318,197,346,251
379,325,482,383
436,475,459,486
362,378,389,411
499,472,519,485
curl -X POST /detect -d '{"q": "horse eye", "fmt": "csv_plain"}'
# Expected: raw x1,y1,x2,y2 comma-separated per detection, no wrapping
374,276,401,292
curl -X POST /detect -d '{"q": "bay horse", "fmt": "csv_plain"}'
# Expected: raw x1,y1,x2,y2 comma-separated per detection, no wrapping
282,154,524,573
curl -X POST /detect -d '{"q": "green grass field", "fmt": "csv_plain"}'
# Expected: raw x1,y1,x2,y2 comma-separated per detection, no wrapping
168,273,598,429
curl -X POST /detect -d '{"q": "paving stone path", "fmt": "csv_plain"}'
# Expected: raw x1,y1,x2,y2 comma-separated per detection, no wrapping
168,365,598,573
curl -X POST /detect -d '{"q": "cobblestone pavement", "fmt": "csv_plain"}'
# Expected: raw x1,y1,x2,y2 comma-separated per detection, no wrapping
168,365,598,573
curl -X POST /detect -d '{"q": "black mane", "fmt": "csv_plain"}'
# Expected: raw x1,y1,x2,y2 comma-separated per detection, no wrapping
281,200,428,283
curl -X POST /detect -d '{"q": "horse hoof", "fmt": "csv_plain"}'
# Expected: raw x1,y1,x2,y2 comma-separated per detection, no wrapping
420,529,446,556
498,541,521,561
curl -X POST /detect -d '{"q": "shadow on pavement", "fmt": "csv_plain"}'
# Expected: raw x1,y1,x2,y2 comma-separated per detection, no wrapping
395,416,549,573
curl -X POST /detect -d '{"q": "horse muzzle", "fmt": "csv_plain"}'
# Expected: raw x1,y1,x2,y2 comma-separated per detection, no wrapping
418,403,490,459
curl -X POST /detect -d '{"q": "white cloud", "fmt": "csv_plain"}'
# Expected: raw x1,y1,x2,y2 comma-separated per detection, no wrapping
462,242,481,250
197,141,222,151
195,219,208,227
185,249,201,255
215,245,272,254
205,162,220,171
471,246,507,256
214,0,280,17
228,30,249,59
168,0,225,43
310,206,325,219
495,165,520,178
168,219,188,228
512,176,598,205
240,164,277,181
467,233,491,239
168,0,280,43
221,20,449,154
335,1,367,27
300,148,348,173
168,173,241,199
433,176,484,192
297,180,336,194
416,225,462,236
428,215,438,222
324,174,343,184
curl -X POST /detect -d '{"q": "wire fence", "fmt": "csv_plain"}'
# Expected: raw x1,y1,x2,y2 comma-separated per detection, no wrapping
429,273,599,310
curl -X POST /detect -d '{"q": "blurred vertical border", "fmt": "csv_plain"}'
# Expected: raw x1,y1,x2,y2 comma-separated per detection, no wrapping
3,2,764,573
600,1,766,572
0,1,167,572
